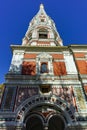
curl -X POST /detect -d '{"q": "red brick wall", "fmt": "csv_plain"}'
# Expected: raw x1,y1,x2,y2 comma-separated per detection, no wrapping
24,54,37,59
37,41,50,45
22,61,36,75
53,62,67,76
51,54,64,59
76,60,87,74
74,53,85,58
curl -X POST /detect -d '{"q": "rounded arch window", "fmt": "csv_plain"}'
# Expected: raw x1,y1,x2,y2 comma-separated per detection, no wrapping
40,62,48,73
38,28,48,39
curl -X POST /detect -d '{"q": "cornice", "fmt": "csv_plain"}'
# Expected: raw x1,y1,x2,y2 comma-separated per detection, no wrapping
68,44,87,49
10,45,68,52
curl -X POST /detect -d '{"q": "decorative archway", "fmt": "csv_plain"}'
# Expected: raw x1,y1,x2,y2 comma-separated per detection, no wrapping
15,95,76,125
24,113,66,130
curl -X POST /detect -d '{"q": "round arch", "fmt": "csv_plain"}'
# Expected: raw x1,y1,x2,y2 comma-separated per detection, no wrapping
15,95,75,124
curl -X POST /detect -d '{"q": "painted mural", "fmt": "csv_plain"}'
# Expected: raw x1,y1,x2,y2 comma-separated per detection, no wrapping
75,87,86,110
52,85,77,109
15,87,38,109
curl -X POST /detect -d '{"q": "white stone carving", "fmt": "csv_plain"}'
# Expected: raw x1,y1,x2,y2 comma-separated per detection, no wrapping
36,53,53,74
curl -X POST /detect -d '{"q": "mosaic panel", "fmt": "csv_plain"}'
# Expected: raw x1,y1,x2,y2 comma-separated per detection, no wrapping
52,85,76,109
75,87,86,110
15,87,38,109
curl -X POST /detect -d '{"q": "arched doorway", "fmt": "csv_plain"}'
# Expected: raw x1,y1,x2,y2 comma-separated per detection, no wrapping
26,116,44,130
48,115,65,130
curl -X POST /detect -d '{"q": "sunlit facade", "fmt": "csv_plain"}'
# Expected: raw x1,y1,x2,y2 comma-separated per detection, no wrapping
0,4,87,130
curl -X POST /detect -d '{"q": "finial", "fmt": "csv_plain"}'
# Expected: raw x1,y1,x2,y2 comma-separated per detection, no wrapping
40,4,44,9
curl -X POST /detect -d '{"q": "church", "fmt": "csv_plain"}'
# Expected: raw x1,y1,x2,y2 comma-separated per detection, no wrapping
0,4,87,130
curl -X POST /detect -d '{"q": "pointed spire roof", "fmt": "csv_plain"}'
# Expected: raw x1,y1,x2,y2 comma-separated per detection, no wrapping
22,4,63,46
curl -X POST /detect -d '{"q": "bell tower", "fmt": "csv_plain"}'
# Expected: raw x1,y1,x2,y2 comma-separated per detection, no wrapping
22,4,63,46
0,4,87,130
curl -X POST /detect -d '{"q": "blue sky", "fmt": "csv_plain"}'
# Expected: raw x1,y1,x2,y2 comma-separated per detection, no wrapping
0,0,87,83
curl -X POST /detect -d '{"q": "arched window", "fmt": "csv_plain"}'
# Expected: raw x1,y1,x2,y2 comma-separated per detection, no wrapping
38,28,48,39
41,63,48,73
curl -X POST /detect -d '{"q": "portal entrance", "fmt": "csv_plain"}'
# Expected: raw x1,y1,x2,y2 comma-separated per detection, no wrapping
48,115,65,130
26,116,44,130
26,115,65,130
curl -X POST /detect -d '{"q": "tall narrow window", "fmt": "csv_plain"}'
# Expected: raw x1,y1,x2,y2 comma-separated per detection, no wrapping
41,63,48,73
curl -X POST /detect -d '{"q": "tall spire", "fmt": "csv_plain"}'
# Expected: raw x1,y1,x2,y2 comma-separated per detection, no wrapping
22,4,63,46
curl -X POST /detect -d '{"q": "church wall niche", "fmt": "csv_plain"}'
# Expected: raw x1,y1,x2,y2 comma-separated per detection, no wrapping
40,62,48,73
